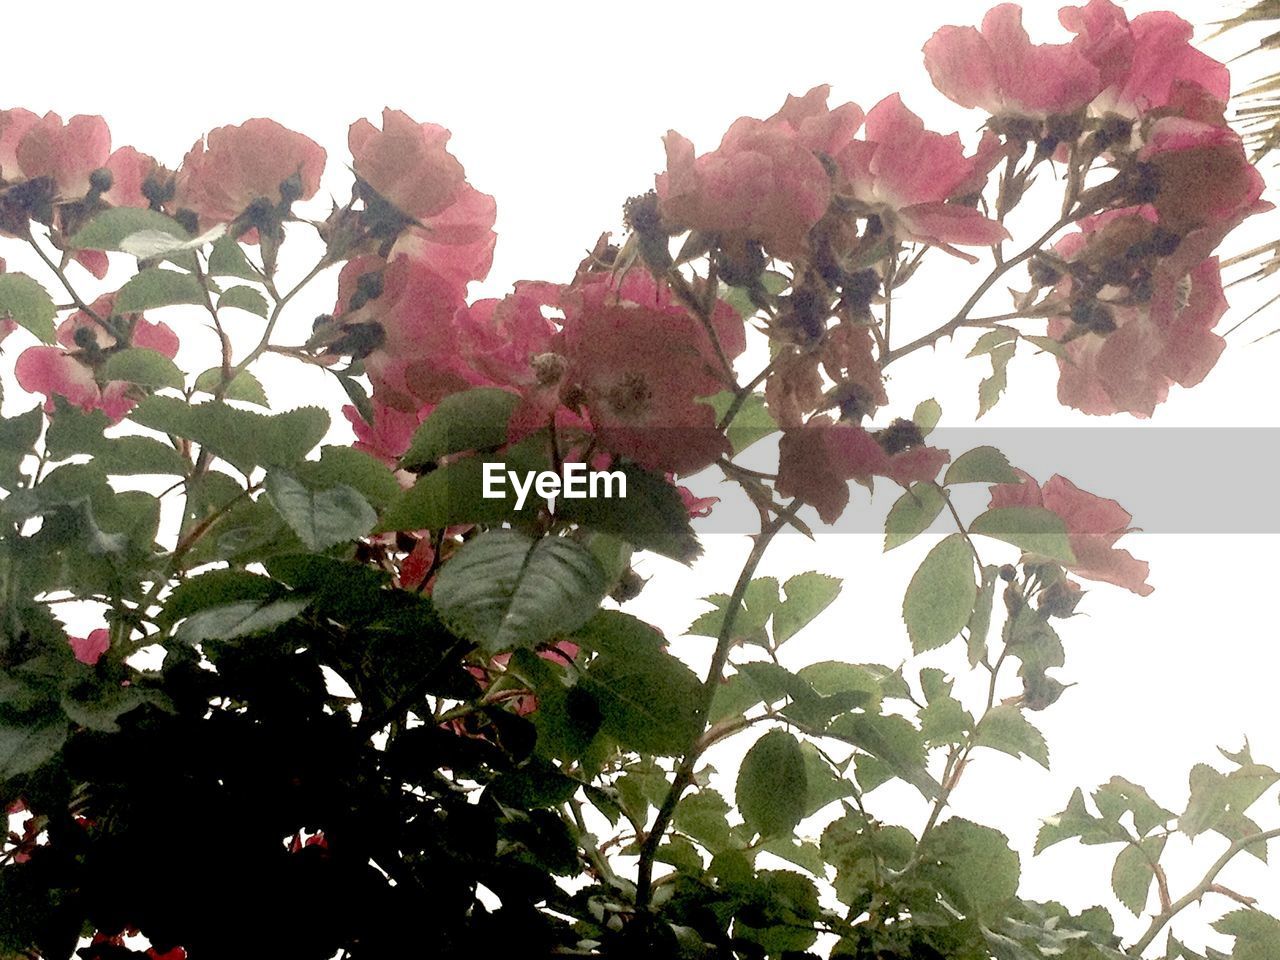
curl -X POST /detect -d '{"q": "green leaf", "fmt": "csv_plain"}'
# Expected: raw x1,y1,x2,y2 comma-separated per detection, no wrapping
192,367,270,407
702,390,778,453
69,207,190,251
772,572,842,645
218,285,269,318
1180,760,1280,839
0,405,43,490
295,445,400,511
572,610,666,660
1093,777,1174,837
265,471,377,551
557,461,700,562
884,483,946,551
582,650,703,755
902,534,977,654
207,236,260,279
974,704,1050,768
1036,788,1128,854
0,273,57,342
100,348,184,389
378,451,540,532
130,396,328,474
686,578,780,645
968,327,1018,357
676,789,736,852
1214,910,1280,960
400,387,520,468
174,597,309,643
913,398,942,435
945,446,1022,485
115,268,206,313
737,730,808,838
970,506,1076,565
1024,334,1069,359
43,405,187,476
827,712,938,798
923,818,1020,920
0,716,69,778
157,569,277,629
432,529,608,653
978,342,1016,418
1112,837,1165,916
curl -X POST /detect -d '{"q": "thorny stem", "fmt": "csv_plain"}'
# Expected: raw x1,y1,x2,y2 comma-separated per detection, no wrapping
1129,826,1280,954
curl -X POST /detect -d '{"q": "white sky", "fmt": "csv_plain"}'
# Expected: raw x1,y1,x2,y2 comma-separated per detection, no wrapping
4,0,1280,952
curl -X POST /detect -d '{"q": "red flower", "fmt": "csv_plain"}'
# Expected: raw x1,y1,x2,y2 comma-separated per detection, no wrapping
12,112,111,199
349,108,467,222
69,628,110,666
836,95,1008,260
656,86,859,258
174,118,326,228
776,416,950,524
561,270,744,476
924,4,1103,118
989,470,1152,595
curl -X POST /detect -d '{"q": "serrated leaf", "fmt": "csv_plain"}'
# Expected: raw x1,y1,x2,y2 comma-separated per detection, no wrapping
0,273,57,342
903,534,977,654
296,445,400,511
974,704,1049,768
970,506,1076,565
0,717,69,778
100,348,184,389
1112,837,1165,916
827,711,938,798
400,387,520,468
265,471,376,551
115,268,205,313
737,730,807,838
772,572,841,645
978,342,1015,417
130,396,328,474
968,327,1018,357
702,390,778,453
582,651,703,756
174,597,309,643
432,529,608,653
207,236,260,279
884,483,945,551
1023,334,1069,358
945,446,1021,485
1214,910,1280,960
69,207,191,251
924,818,1020,919
192,367,270,407
913,398,942,435
557,461,700,562
218,285,269,318
967,565,998,667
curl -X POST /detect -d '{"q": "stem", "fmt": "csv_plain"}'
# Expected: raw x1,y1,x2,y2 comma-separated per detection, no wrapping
26,232,101,321
227,255,334,383
634,500,799,908
881,214,1075,368
1129,827,1280,954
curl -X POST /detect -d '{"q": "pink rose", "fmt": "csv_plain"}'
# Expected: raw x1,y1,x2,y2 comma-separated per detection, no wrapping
385,183,498,289
1140,118,1266,237
836,95,1008,260
12,112,111,199
562,270,745,476
0,108,39,181
924,4,1103,118
69,628,110,666
989,470,1152,595
656,86,859,258
174,118,326,228
349,108,467,222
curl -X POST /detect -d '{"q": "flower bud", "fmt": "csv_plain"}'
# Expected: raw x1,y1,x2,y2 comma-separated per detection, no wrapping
88,167,114,195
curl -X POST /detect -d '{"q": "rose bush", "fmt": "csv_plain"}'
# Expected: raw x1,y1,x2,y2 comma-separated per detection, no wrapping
1,2,1277,958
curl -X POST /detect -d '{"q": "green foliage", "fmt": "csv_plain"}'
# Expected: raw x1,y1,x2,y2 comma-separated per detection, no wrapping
0,273,56,342
903,533,978,653
737,730,808,838
115,268,206,313
400,386,521,469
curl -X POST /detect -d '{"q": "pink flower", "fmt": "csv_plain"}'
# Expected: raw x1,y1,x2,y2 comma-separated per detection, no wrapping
343,401,425,466
1062,2,1229,116
69,628,110,666
349,108,467,222
678,484,719,518
561,270,744,476
103,146,163,209
174,118,326,228
15,294,179,422
0,109,39,181
386,183,498,289
989,470,1152,595
924,4,1103,118
656,86,860,258
836,95,1008,260
776,416,950,524
12,112,111,199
